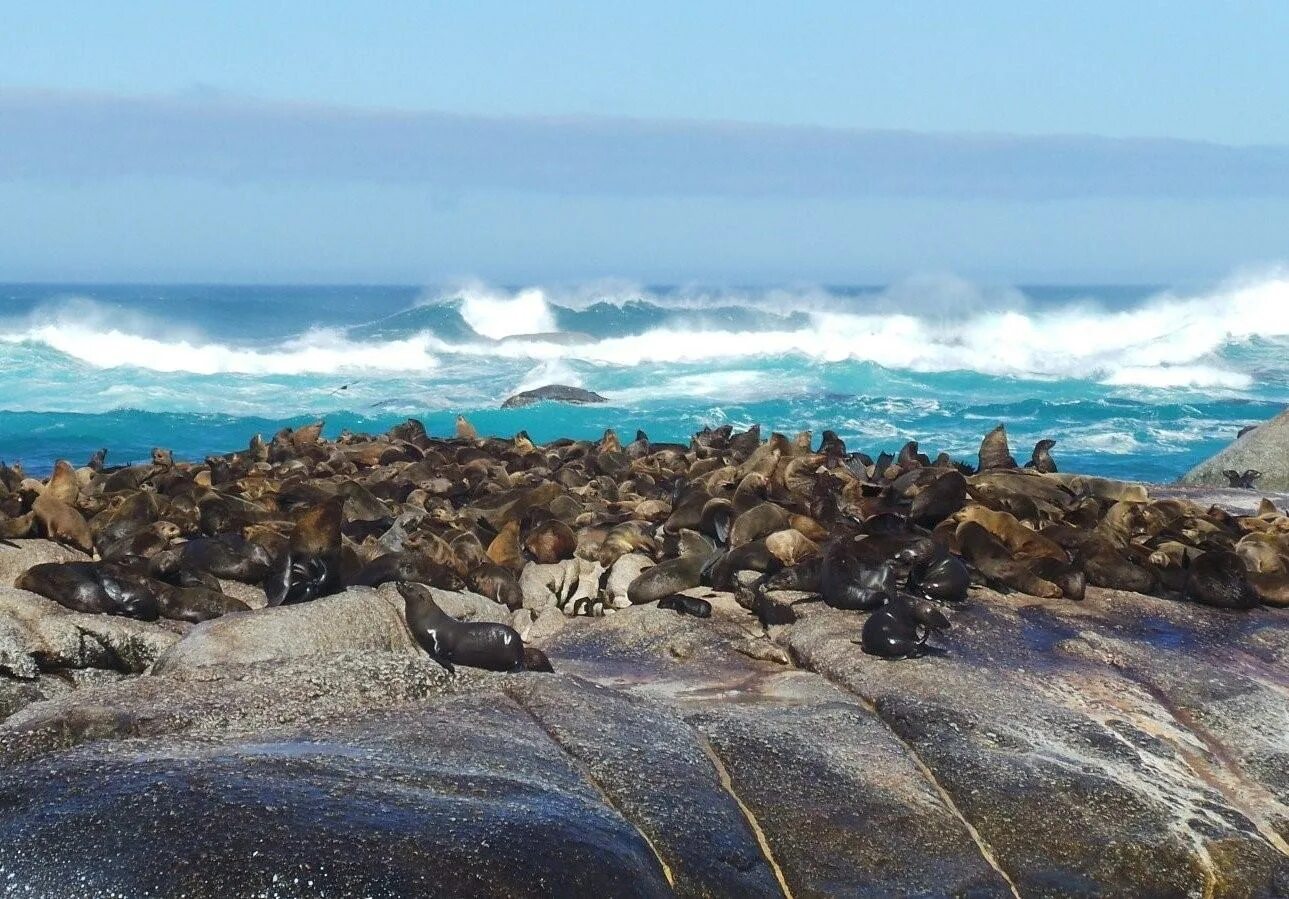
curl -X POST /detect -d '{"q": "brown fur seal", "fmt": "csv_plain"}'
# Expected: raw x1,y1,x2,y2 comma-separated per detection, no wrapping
467,562,524,609
977,425,1018,472
1184,550,1257,609
1223,469,1261,489
45,460,82,506
861,593,949,658
32,491,94,554
658,594,713,617
627,553,715,604
956,521,1061,598
909,470,967,527
523,518,577,564
455,415,479,440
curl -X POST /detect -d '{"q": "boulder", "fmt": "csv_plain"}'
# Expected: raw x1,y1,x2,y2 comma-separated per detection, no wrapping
500,384,609,409
0,588,183,678
151,586,419,674
0,540,90,588
1181,407,1289,490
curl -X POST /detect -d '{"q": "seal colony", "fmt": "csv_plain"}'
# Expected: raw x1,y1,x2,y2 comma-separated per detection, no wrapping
0,419,1285,672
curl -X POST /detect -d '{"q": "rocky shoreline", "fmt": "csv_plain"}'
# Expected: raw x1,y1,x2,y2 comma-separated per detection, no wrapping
1,542,1286,896
0,420,1287,897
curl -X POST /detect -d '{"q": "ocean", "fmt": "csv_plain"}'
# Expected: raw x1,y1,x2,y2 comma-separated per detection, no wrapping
1,273,1286,482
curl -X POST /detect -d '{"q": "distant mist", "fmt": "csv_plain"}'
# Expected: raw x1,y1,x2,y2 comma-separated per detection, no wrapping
3,88,1288,199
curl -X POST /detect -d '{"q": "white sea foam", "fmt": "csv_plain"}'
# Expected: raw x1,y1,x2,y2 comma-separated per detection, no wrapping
455,284,557,339
4,269,1289,388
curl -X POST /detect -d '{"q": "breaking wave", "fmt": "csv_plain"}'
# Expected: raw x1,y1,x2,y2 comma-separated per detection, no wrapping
2,270,1287,388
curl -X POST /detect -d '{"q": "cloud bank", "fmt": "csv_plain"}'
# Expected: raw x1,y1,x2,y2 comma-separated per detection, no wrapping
2,88,1287,200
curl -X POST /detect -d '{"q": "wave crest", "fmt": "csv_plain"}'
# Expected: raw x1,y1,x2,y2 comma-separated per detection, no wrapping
2,270,1287,389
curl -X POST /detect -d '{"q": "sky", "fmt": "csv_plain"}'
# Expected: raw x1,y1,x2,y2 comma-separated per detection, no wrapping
2,1,1288,285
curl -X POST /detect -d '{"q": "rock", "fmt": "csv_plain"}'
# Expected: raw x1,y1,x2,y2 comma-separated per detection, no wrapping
152,586,419,674
500,384,609,409
0,651,461,759
527,605,568,642
0,674,71,720
0,562,1285,895
0,692,673,898
504,676,785,896
1181,406,1289,490
519,560,575,612
732,636,791,665
0,588,183,678
773,590,1289,896
606,553,655,608
0,540,89,588
216,578,268,610
423,584,512,624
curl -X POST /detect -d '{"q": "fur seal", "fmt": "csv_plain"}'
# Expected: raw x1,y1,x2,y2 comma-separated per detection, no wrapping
1024,439,1058,474
455,415,479,440
658,594,713,617
31,492,94,554
977,425,1018,472
1223,469,1261,489
1184,550,1257,609
904,542,971,604
956,521,1062,598
467,562,525,609
627,553,715,604
909,470,967,527
17,562,159,620
861,593,949,658
397,581,527,673
821,540,895,611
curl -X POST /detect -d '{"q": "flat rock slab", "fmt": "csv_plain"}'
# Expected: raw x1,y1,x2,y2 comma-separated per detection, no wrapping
776,589,1289,897
0,695,673,899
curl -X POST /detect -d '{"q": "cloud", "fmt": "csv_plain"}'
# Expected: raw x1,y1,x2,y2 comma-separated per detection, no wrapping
2,87,1287,199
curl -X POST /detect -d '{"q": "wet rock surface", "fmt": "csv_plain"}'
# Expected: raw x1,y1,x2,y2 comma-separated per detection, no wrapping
1,556,1287,896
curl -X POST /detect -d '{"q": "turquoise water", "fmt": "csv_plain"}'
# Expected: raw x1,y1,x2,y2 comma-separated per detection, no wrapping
1,275,1287,481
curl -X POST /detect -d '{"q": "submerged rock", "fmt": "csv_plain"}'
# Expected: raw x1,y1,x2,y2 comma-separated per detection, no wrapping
500,384,609,409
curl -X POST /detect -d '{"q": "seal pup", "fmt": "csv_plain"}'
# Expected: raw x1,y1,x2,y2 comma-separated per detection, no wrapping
903,542,971,604
397,581,527,673
861,593,949,659
658,594,713,617
821,541,895,611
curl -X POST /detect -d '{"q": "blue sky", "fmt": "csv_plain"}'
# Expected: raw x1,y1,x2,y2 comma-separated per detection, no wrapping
2,2,1287,284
